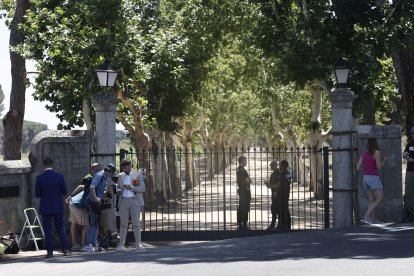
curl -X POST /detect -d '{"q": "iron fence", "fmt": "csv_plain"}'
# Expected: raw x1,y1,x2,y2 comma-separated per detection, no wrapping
112,146,334,240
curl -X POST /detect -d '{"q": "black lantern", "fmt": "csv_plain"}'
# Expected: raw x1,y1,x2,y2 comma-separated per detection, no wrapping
95,58,118,88
333,58,350,86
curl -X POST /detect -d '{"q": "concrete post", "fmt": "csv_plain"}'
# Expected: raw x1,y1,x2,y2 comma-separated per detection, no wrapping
93,92,119,233
329,88,358,227
93,92,119,167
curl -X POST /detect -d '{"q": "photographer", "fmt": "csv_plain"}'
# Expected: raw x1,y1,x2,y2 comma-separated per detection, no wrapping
83,163,116,253
100,176,118,236
115,159,145,251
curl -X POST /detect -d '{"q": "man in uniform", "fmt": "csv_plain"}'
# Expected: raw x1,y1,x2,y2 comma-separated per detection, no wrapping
236,156,252,230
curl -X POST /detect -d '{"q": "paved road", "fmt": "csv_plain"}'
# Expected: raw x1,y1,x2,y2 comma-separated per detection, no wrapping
1,223,414,275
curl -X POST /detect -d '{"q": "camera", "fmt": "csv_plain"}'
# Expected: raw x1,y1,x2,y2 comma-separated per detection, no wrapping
111,176,119,182
91,191,112,213
91,201,111,213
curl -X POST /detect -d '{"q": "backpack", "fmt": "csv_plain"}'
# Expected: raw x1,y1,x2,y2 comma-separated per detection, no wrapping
75,176,93,209
78,174,105,208
1,232,20,254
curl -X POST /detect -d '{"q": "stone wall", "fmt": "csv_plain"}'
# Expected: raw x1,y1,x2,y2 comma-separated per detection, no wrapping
0,161,31,235
0,130,90,236
357,125,402,222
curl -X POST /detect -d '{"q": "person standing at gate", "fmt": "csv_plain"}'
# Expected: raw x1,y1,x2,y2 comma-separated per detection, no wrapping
83,163,116,252
35,157,70,258
276,160,292,230
65,163,101,251
237,156,252,230
404,127,414,209
264,160,280,231
355,137,387,224
116,158,145,251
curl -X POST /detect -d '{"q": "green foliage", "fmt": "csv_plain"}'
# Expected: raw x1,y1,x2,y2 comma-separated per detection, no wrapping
4,0,234,132
252,0,410,124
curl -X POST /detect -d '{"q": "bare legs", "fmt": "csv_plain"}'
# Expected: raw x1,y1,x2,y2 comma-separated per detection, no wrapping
364,189,383,219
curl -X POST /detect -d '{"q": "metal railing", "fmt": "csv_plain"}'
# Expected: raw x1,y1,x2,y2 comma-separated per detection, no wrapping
112,146,334,240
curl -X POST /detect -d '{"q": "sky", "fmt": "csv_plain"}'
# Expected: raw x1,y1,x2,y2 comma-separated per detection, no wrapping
0,17,124,130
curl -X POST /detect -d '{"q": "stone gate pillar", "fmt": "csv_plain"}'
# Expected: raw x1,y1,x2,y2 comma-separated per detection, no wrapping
93,92,119,167
93,92,119,233
329,88,358,227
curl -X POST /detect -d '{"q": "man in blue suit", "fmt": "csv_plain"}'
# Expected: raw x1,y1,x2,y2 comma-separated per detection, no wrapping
35,157,70,258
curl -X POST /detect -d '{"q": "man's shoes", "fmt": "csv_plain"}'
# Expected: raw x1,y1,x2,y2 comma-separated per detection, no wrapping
71,244,81,251
136,243,145,250
242,224,251,231
82,244,95,253
63,250,71,256
115,244,126,251
45,252,53,258
266,224,276,231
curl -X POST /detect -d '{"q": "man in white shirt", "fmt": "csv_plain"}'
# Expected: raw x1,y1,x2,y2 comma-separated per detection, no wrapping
115,159,145,250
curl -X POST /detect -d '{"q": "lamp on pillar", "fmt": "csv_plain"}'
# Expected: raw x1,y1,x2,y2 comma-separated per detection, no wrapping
333,58,350,86
329,58,358,228
95,58,118,88
92,57,119,183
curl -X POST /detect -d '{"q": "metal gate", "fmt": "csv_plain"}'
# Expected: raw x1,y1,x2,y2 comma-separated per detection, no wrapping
101,146,336,241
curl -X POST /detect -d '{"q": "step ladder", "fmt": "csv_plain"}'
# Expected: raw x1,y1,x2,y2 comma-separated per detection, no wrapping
19,208,45,251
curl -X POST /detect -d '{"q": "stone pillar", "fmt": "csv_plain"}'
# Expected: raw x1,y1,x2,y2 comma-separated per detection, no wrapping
93,92,119,233
93,92,119,167
329,88,358,227
357,125,402,222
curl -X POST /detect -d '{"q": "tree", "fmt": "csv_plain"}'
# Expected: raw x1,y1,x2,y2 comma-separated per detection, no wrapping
0,84,4,117
250,0,406,198
20,0,238,200
1,0,30,160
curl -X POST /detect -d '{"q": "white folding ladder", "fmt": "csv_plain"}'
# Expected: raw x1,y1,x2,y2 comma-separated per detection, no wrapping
19,208,45,251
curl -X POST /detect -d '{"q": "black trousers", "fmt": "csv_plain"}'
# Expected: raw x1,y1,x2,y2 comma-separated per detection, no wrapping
277,197,291,229
237,190,251,226
270,194,279,225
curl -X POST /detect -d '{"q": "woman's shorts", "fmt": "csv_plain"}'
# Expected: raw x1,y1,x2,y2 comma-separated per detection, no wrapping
69,203,89,226
363,175,383,191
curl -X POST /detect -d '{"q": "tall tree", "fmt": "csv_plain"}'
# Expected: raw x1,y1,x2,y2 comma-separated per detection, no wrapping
1,0,30,160
0,84,4,116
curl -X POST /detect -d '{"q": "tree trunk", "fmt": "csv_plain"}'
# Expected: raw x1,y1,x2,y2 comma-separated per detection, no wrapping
149,130,182,202
307,86,326,199
183,139,199,191
392,45,414,136
3,0,30,160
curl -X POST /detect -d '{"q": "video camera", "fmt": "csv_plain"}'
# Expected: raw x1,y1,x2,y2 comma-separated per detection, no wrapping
91,191,112,213
91,201,111,213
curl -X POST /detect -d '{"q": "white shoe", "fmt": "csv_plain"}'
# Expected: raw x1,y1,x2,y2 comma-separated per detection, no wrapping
372,219,384,224
115,244,126,251
82,244,95,253
136,243,145,250
361,217,374,224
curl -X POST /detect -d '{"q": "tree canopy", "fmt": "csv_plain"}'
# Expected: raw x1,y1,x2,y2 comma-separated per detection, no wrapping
1,0,413,150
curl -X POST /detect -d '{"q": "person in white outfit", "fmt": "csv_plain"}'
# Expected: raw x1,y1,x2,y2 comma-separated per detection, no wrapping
115,159,145,250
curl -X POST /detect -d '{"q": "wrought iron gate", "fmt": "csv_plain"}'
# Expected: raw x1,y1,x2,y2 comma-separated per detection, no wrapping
98,146,336,241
